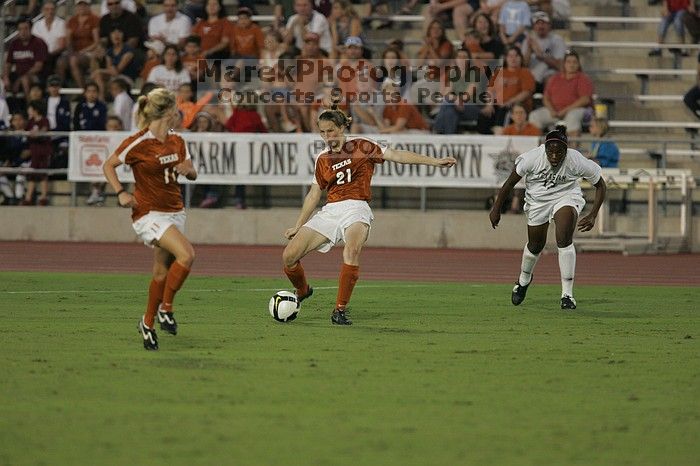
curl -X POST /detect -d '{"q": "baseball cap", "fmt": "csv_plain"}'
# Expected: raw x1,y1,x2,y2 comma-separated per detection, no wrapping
344,36,363,47
237,6,252,16
144,39,165,56
532,11,550,24
47,74,62,86
545,127,568,147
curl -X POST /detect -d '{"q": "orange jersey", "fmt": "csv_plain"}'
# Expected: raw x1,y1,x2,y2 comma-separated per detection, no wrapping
314,137,385,203
114,129,190,221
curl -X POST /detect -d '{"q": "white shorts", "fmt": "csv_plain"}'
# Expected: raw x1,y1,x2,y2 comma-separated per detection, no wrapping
304,199,374,253
524,194,585,226
132,210,186,247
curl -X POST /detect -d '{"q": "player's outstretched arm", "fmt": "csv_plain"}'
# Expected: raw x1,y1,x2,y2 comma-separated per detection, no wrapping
577,177,607,232
285,183,323,240
382,148,457,167
490,169,522,229
103,152,136,208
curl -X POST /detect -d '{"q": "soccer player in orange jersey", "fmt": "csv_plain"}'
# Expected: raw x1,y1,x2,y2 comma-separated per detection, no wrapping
282,103,457,325
103,88,197,350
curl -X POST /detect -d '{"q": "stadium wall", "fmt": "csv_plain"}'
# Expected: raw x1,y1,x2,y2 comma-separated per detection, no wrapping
1,207,698,252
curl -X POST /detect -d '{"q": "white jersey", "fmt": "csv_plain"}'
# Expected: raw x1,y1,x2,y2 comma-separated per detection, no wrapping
515,144,601,205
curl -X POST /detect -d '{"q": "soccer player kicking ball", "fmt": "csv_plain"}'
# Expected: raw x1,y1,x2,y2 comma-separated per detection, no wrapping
283,103,457,325
489,125,607,309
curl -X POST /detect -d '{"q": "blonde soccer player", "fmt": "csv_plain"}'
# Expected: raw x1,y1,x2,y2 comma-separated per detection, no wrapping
103,88,197,350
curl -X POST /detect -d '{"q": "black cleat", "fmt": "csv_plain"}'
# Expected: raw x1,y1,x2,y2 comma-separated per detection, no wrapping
511,277,532,306
157,308,178,335
296,286,314,306
331,309,352,325
138,318,159,350
561,295,577,310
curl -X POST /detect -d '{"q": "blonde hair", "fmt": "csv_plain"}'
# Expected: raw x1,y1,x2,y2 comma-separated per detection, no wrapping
593,117,609,136
136,87,177,130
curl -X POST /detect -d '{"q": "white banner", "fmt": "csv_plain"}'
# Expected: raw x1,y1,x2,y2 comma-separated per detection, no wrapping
68,132,538,188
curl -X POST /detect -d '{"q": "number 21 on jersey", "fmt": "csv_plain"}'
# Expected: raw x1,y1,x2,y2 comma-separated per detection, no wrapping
336,168,352,185
163,167,178,184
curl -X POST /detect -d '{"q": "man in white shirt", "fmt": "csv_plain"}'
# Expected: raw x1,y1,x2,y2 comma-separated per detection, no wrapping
32,1,67,80
521,11,566,85
285,0,332,55
148,0,192,49
489,127,607,310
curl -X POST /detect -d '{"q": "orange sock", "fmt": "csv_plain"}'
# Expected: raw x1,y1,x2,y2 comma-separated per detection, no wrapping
284,261,309,296
144,278,166,328
161,261,191,312
336,263,359,309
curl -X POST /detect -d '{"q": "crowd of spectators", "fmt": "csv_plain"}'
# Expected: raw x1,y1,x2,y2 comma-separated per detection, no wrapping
0,0,623,208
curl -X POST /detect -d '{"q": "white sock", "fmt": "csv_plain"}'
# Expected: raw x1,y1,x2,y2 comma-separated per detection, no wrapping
15,175,26,198
558,244,576,297
518,244,540,286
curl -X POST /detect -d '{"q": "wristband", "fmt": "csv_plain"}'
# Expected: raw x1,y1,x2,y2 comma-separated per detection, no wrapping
116,189,126,196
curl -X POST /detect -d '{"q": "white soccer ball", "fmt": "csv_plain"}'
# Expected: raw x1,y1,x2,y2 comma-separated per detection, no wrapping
269,291,299,322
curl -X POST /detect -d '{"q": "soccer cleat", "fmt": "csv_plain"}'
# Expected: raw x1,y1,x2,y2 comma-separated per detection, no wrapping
561,295,577,310
137,318,159,350
157,307,178,335
511,276,532,306
296,286,313,306
331,308,352,325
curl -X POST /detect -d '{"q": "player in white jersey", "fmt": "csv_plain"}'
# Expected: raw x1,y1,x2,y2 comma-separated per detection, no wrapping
489,125,607,309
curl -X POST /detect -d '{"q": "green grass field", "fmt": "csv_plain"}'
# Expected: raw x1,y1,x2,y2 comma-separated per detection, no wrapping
0,271,698,466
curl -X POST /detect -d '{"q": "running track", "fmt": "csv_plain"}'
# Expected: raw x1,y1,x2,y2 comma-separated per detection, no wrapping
1,241,697,286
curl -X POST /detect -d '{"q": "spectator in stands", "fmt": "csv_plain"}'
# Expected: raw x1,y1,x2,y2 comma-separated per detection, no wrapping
73,81,108,131
433,47,482,134
3,17,48,101
501,102,541,135
177,83,213,129
91,28,137,101
417,20,455,65
74,81,108,206
350,76,384,134
284,0,333,55
223,91,268,209
683,51,700,117
22,100,52,206
147,44,192,92
100,0,137,16
148,0,192,49
0,113,30,205
99,0,143,49
368,0,421,29
521,11,565,87
498,0,531,48
31,1,67,82
426,0,475,42
260,29,287,68
328,0,362,59
478,45,535,133
28,83,45,104
141,40,164,83
182,36,206,82
184,0,207,23
193,0,231,60
109,77,133,129
45,75,71,169
649,0,690,56
587,117,619,168
381,79,430,133
191,111,223,208
528,50,593,137
683,1,700,43
7,0,39,18
294,32,331,130
106,115,124,132
464,12,505,59
0,83,9,128
380,46,411,99
229,7,266,59
67,0,101,89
